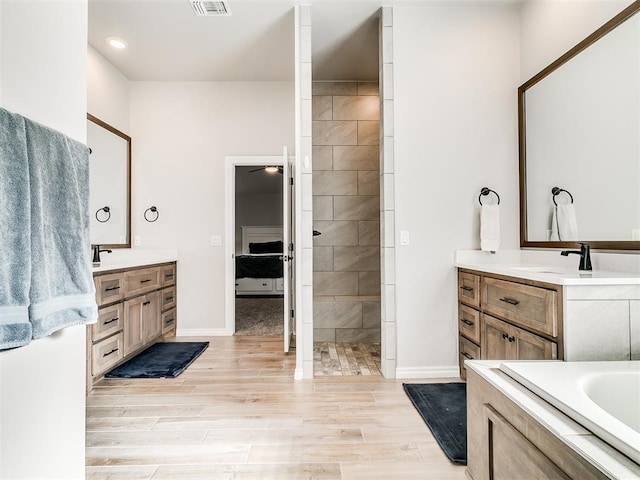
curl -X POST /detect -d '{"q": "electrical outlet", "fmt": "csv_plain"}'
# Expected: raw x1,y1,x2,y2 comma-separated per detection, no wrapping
134,236,141,246
210,235,222,247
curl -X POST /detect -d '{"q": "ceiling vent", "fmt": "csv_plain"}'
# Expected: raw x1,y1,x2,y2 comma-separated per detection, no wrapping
189,1,231,16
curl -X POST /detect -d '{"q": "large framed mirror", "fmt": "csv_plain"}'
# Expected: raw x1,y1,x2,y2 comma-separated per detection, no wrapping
87,113,131,248
519,2,640,250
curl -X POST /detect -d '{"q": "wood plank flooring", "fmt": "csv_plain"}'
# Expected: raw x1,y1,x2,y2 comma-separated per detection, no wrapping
313,342,382,376
87,336,466,479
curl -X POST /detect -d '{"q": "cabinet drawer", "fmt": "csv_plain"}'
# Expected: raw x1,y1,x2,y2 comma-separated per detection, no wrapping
459,335,481,380
162,308,177,334
161,264,176,287
235,277,273,292
92,303,124,343
275,277,284,291
483,277,557,337
95,273,124,306
92,332,124,376
458,272,480,308
459,303,480,345
124,267,161,297
162,287,176,311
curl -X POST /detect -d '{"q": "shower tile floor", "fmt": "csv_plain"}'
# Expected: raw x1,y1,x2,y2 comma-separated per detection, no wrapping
313,342,382,376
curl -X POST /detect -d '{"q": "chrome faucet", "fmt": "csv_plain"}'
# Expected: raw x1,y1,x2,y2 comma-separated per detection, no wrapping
561,242,592,271
92,244,112,265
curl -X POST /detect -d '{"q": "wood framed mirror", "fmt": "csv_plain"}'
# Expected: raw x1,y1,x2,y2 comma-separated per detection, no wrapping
87,113,131,248
519,2,640,250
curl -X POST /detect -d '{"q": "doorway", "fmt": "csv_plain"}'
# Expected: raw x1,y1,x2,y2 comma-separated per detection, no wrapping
224,154,295,353
234,166,284,336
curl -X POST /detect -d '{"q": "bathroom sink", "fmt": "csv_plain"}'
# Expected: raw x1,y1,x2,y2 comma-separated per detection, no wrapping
509,266,569,275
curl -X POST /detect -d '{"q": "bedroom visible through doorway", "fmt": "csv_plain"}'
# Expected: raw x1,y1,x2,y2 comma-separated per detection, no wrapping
234,166,284,337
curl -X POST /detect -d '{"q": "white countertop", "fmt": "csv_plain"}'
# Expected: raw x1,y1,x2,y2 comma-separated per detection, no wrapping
455,250,640,285
92,248,178,273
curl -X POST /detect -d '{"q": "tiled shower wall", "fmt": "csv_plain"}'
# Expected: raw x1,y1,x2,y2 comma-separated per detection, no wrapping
312,81,381,343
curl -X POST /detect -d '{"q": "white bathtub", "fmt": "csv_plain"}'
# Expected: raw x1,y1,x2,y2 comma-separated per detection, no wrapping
500,361,640,465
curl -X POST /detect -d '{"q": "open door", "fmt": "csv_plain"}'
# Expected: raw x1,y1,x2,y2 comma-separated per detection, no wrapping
282,146,294,353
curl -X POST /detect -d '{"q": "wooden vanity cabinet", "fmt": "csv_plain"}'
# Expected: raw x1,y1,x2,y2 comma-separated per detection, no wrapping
457,269,562,379
88,261,177,391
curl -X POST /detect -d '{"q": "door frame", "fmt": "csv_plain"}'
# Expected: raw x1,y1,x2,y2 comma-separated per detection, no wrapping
224,155,286,336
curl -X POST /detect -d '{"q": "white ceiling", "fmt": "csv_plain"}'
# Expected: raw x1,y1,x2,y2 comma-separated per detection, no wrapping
88,0,381,82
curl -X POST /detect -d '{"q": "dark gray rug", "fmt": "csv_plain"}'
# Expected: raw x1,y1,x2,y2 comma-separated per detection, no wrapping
105,342,208,378
235,297,283,336
403,382,467,465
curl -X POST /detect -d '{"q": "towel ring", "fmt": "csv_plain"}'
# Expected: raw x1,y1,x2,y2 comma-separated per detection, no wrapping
478,187,500,205
95,206,111,223
144,206,159,223
552,187,574,206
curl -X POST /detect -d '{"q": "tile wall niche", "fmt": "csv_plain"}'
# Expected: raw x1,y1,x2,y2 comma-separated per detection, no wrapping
312,81,381,343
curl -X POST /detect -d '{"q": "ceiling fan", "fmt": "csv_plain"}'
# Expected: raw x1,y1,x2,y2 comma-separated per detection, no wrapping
248,166,283,174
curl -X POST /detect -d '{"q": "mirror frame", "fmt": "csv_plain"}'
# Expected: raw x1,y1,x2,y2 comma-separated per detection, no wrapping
519,1,640,250
87,113,132,249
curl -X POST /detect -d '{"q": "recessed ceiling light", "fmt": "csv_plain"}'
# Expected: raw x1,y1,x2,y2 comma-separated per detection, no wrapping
106,37,127,49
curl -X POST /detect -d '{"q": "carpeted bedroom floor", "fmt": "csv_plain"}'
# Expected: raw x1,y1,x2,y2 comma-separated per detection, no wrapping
235,296,284,336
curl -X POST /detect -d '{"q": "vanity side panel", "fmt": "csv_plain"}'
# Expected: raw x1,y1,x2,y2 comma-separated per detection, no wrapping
564,300,630,361
631,301,640,360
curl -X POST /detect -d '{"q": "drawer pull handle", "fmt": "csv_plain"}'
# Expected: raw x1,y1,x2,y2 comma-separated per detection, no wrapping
165,296,174,302
140,279,152,284
508,336,515,343
103,317,119,325
502,332,509,339
103,348,119,357
461,352,473,360
143,301,151,306
499,297,520,306
165,317,174,324
460,286,474,292
262,283,268,286
105,286,120,292
165,273,174,278
461,318,474,327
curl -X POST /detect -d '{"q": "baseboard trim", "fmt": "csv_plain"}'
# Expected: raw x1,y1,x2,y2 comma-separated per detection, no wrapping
176,328,233,337
395,365,461,379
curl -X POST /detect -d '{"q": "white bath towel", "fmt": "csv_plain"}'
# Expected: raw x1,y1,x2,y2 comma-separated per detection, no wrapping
557,204,578,241
480,204,500,252
549,208,560,241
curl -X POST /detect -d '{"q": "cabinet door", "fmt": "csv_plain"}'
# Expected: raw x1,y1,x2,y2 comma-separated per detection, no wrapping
486,405,571,480
142,291,161,345
124,295,144,356
481,314,511,360
513,324,557,360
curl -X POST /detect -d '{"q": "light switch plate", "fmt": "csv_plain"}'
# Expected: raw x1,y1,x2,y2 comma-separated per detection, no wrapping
210,235,223,247
134,235,141,246
400,230,410,245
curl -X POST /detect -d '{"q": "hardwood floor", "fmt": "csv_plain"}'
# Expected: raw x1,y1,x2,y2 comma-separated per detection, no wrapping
87,336,466,479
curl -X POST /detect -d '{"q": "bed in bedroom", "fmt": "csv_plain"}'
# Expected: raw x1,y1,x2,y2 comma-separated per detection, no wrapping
235,226,284,296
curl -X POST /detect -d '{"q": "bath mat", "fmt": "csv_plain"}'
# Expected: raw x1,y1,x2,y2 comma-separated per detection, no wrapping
105,342,208,378
403,382,467,465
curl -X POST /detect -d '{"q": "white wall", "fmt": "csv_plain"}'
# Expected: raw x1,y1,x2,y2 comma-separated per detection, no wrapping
87,45,130,134
520,0,635,81
393,4,521,375
129,81,294,332
0,0,88,478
